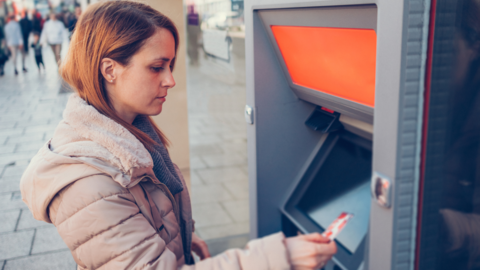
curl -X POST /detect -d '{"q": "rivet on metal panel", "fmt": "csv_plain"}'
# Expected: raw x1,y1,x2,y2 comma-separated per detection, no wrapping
371,172,392,208
245,105,254,125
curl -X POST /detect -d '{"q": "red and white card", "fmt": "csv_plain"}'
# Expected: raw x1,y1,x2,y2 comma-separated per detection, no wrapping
321,212,354,241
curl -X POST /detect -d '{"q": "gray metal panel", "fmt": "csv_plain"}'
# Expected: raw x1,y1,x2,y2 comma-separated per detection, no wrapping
280,134,329,234
249,9,325,238
367,0,404,269
258,5,377,30
245,0,257,240
257,5,377,124
369,1,430,270
295,90,374,124
252,0,377,10
389,1,430,269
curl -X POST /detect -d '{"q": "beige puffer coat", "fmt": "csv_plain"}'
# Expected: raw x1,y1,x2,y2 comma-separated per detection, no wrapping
20,94,291,270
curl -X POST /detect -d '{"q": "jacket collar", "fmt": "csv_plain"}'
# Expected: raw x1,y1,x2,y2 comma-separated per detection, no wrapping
61,94,153,176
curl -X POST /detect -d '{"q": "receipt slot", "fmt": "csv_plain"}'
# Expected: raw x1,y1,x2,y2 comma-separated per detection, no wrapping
245,0,433,269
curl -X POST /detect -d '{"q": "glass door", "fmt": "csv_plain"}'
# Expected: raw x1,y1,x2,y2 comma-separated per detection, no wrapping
417,0,480,269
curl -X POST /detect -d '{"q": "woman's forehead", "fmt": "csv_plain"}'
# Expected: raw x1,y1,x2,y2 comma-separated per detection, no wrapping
138,29,176,60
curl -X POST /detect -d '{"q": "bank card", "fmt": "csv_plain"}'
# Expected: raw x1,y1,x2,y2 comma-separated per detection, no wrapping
321,212,354,241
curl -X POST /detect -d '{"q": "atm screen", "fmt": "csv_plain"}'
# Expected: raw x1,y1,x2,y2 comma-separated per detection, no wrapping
271,26,377,107
297,136,372,254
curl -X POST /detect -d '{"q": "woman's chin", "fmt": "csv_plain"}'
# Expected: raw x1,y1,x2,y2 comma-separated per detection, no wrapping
145,106,163,116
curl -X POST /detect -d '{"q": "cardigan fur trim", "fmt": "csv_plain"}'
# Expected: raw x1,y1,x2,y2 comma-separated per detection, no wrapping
57,94,153,175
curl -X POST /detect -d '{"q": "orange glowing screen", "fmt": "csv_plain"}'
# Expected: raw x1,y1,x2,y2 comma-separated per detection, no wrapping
271,26,377,107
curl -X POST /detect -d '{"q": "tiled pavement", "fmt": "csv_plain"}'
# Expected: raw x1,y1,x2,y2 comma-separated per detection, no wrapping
0,43,75,269
186,52,249,241
0,39,248,267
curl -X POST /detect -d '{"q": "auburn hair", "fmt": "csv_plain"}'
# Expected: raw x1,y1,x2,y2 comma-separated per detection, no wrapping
60,1,179,149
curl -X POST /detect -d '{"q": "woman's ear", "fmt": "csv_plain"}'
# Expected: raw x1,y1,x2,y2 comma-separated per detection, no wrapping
100,58,116,83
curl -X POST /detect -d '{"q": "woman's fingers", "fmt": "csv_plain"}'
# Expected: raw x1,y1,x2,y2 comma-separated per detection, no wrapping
301,232,331,244
193,243,209,260
315,239,337,255
286,234,337,270
314,255,333,269
199,241,211,259
192,232,211,260
311,240,336,269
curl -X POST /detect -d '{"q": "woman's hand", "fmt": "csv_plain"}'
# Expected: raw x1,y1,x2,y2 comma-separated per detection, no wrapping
191,232,211,260
285,233,337,270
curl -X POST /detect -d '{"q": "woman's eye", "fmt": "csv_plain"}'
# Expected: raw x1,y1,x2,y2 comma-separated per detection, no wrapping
151,67,163,72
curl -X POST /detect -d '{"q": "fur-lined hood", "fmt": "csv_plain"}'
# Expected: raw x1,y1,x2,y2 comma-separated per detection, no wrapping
20,94,156,223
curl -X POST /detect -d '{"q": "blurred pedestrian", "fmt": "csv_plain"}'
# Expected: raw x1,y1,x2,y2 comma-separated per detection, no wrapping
32,11,44,33
0,23,7,76
31,31,44,72
40,12,66,67
68,5,81,33
4,14,26,75
19,12,32,57
58,12,68,28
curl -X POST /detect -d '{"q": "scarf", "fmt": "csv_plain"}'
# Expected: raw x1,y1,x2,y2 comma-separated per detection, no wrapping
132,115,184,195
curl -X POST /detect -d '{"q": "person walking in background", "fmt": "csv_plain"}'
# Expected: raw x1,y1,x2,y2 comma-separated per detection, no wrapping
4,14,26,75
31,32,44,72
0,22,7,76
59,12,68,28
19,11,32,68
32,11,44,34
40,12,66,67
68,5,81,35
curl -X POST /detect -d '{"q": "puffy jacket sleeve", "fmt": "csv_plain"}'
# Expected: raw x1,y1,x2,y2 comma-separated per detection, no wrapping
49,174,178,270
181,232,291,270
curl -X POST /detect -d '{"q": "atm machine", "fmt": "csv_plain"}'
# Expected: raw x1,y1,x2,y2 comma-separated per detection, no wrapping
246,0,480,269
244,0,449,269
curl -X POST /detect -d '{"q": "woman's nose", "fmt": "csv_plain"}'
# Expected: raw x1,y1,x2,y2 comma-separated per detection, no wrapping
162,70,176,89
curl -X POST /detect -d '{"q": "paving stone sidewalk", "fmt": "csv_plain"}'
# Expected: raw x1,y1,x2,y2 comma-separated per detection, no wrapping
0,44,76,269
186,52,249,241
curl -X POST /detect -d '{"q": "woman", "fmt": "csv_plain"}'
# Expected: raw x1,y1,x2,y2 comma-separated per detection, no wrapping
20,1,336,269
